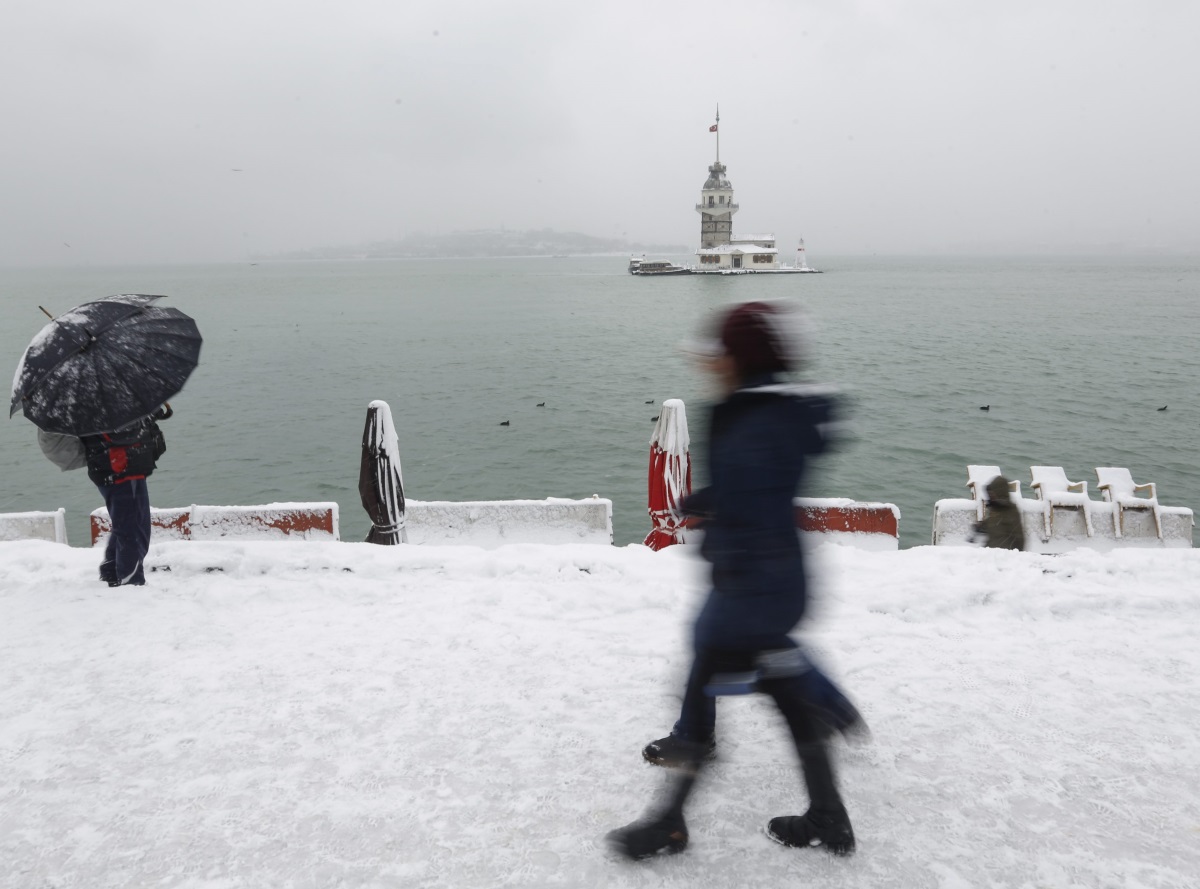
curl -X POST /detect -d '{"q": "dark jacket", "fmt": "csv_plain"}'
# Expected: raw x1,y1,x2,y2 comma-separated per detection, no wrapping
83,406,170,487
973,476,1025,551
682,379,836,649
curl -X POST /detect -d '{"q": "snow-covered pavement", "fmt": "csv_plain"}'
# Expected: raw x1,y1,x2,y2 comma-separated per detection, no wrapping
2,540,1198,888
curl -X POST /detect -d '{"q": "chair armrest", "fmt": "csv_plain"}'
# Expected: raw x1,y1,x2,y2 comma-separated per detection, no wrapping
1133,482,1157,500
1067,481,1088,496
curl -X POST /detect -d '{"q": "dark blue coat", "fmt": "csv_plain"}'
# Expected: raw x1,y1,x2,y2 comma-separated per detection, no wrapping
682,378,836,651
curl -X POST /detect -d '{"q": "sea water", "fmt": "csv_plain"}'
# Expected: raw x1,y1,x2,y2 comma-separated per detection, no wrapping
2,255,1197,550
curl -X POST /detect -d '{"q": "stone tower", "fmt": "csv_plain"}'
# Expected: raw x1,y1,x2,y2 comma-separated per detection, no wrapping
696,111,738,248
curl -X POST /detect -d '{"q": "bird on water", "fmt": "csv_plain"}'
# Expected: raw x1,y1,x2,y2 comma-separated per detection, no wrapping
980,405,990,411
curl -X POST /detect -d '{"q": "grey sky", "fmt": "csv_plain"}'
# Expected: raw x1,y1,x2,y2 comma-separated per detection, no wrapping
3,0,1198,264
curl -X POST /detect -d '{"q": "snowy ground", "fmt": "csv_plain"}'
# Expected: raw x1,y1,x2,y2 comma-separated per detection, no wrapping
2,539,1198,889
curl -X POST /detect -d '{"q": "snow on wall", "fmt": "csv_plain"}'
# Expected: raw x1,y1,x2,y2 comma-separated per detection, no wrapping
90,503,339,546
82,498,606,548
404,497,613,547
794,497,900,550
0,508,67,544
190,504,339,541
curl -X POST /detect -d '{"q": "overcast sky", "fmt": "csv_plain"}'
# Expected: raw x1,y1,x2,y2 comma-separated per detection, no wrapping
3,0,1198,264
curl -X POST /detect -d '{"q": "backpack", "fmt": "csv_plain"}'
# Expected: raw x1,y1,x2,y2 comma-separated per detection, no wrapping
84,417,164,486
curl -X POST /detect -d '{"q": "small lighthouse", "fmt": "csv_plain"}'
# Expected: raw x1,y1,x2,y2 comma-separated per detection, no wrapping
796,239,809,270
696,107,738,249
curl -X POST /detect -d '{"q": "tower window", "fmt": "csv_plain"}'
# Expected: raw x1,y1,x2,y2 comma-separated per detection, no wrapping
719,196,725,205
708,196,714,206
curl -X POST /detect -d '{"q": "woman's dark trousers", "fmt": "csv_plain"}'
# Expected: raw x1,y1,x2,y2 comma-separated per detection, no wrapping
98,479,150,586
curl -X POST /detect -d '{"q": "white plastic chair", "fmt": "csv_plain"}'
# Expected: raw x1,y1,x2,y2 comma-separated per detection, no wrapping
966,465,1022,520
1030,466,1094,538
1096,467,1162,538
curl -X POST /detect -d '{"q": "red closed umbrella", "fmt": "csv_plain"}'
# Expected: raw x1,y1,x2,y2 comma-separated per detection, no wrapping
644,399,691,550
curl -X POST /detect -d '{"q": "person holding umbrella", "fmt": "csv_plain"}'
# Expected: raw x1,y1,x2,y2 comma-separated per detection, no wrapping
10,294,202,585
82,403,173,586
607,300,860,861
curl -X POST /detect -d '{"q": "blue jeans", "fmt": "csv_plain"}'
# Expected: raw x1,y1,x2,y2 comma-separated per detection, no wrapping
98,478,150,586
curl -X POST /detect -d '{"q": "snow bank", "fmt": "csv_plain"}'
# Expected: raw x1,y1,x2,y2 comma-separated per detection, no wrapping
4,539,1197,887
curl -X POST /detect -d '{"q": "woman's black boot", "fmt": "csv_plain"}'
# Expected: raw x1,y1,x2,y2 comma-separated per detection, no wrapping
767,741,855,855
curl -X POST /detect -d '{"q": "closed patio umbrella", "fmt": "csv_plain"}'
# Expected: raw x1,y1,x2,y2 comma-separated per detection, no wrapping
359,400,407,544
644,399,691,550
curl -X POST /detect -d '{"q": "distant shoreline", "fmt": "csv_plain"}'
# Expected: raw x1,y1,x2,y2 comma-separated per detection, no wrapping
252,229,688,263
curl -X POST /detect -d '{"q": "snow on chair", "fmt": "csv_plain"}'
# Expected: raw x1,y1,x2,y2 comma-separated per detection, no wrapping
1030,466,1094,539
1096,467,1162,539
966,465,1021,520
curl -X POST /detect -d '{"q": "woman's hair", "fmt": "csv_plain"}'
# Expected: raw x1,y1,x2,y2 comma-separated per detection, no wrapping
717,300,810,378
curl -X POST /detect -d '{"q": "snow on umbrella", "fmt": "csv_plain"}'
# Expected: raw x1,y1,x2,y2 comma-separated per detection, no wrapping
644,398,691,551
358,400,408,545
9,294,202,436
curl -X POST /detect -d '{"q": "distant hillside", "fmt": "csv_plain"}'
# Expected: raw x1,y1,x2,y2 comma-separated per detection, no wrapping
260,229,688,261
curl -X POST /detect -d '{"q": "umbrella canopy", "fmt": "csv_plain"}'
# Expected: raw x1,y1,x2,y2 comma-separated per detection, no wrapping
37,429,87,472
9,294,202,436
644,399,691,551
358,400,408,545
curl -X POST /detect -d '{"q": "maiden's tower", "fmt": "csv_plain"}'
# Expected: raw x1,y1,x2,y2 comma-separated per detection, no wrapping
691,109,818,274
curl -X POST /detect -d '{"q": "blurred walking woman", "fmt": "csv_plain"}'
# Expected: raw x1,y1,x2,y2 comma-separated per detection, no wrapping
608,301,860,860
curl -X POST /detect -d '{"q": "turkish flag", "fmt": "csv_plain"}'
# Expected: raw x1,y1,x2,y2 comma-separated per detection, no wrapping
709,124,718,132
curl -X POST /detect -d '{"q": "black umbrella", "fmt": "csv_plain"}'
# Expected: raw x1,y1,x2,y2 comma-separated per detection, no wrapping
358,400,407,545
9,294,202,436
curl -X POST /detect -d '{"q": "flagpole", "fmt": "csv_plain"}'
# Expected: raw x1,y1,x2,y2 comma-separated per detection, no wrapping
715,104,720,163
